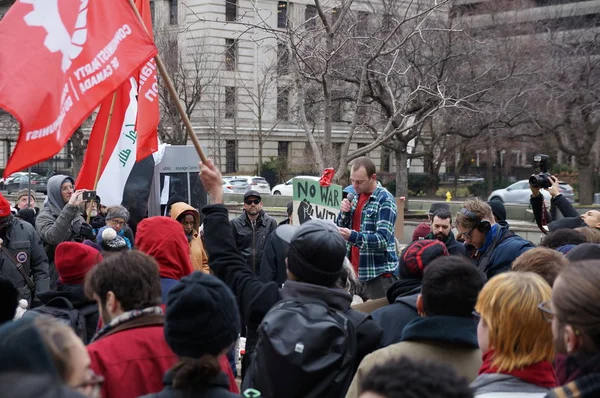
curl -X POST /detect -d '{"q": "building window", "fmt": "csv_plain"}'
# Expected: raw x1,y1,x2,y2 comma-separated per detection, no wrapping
305,5,316,29
277,86,289,120
226,140,237,173
225,87,236,119
278,1,288,28
277,41,289,75
225,39,237,71
278,141,289,159
226,0,237,21
356,11,369,36
169,0,178,25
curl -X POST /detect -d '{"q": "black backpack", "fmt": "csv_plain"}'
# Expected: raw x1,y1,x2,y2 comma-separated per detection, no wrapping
241,299,363,398
24,297,95,342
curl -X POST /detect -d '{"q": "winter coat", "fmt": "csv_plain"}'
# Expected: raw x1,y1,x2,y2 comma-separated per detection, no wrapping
96,225,135,249
170,202,210,273
0,215,49,305
345,315,482,398
36,283,98,343
531,193,585,233
473,224,534,280
230,209,277,274
36,175,85,288
202,204,382,377
140,370,240,398
135,217,195,303
259,224,289,286
371,289,420,348
471,373,549,397
87,313,178,398
424,231,466,256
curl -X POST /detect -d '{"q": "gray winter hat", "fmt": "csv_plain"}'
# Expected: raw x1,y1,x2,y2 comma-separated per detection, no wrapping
105,205,130,223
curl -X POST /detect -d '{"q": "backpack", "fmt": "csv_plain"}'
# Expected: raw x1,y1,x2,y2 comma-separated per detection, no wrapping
241,299,363,398
24,297,95,342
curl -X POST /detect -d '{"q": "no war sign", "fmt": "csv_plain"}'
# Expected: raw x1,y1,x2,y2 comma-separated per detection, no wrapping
293,178,342,225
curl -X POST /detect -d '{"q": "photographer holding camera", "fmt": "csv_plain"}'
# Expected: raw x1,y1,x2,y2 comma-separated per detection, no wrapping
530,156,600,233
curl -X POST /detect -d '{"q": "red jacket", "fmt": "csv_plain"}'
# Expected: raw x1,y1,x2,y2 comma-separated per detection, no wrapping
88,318,238,398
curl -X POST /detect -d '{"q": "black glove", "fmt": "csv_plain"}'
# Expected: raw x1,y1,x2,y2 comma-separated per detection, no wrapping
17,208,36,226
79,222,95,240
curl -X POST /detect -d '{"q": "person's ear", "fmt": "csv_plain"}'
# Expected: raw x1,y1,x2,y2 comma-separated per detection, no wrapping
564,325,583,354
595,221,600,230
416,294,425,317
106,291,119,314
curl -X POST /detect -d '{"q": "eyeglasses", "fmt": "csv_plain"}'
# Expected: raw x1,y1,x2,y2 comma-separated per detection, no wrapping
538,300,554,323
108,220,125,227
245,199,261,205
61,185,74,192
462,226,476,240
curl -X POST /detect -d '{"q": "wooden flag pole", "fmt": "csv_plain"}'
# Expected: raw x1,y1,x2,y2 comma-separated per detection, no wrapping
127,0,208,164
87,91,117,224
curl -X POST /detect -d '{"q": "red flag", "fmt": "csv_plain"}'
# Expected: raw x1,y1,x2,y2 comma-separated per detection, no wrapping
134,0,159,161
0,0,157,177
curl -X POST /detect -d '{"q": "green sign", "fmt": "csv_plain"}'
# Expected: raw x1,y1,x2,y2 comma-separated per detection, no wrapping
293,178,342,224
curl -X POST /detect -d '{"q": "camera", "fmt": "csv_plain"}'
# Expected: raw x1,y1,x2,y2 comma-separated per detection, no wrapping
529,154,551,189
82,190,97,201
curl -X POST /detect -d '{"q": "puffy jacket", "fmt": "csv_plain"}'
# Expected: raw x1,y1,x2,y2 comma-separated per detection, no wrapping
473,224,534,280
202,204,382,380
0,216,49,305
135,217,195,303
170,202,210,273
230,210,277,274
36,175,85,288
471,373,549,397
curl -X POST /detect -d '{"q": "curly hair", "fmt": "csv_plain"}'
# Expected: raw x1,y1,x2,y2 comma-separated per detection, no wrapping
360,357,472,398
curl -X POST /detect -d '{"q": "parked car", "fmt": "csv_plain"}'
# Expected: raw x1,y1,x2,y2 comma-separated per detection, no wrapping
271,176,320,195
230,176,271,195
223,178,250,194
0,172,38,190
487,179,575,204
6,174,47,194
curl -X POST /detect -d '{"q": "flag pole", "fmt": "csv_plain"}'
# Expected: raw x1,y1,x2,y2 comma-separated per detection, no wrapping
87,91,117,224
126,0,208,164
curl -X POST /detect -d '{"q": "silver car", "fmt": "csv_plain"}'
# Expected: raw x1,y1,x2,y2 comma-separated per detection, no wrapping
224,178,250,194
488,179,575,204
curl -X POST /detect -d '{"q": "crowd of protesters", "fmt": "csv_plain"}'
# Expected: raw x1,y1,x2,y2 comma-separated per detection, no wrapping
0,156,599,398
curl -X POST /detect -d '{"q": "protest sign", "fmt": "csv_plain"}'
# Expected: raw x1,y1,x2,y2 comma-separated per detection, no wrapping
293,178,342,225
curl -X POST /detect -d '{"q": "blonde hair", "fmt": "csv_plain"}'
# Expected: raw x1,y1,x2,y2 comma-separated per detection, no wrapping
575,227,600,244
34,317,80,383
456,198,494,229
476,272,554,372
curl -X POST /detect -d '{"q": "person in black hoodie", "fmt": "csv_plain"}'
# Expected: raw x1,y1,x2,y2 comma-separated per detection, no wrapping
35,241,102,343
198,159,382,380
530,175,600,233
371,239,449,347
260,201,293,285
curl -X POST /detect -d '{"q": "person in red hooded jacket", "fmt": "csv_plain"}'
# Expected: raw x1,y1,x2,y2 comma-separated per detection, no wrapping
135,216,195,303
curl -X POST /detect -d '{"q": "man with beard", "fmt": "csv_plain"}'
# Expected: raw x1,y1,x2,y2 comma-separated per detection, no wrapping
230,190,277,275
0,193,49,308
425,209,466,256
544,260,600,397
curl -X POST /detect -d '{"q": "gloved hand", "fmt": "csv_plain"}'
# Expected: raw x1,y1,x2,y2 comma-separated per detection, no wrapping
79,222,95,240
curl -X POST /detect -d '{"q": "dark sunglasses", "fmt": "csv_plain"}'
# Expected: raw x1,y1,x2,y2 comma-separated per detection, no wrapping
245,199,261,205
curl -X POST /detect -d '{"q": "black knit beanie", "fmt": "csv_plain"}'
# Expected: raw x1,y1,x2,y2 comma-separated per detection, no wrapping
165,272,240,357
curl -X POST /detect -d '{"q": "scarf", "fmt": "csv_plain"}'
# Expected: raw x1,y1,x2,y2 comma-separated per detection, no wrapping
479,350,558,388
555,352,600,385
91,306,163,343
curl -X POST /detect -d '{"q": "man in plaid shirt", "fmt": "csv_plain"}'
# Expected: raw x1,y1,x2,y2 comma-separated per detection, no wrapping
337,157,398,299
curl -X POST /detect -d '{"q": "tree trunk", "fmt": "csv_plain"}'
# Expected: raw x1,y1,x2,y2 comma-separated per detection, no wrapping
577,156,594,205
69,127,86,177
394,146,409,208
486,143,494,196
257,116,263,175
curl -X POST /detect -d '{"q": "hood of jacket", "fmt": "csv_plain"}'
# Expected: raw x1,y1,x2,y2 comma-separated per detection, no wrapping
45,175,74,213
170,202,200,232
135,216,194,280
386,278,421,303
470,373,551,395
401,315,479,348
281,280,353,312
0,317,60,379
36,284,95,308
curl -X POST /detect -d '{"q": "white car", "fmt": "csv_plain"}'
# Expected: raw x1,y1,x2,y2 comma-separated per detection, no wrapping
230,175,271,195
271,176,320,195
487,179,575,204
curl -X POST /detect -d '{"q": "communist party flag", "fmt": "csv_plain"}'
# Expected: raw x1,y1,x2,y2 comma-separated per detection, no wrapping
0,0,157,176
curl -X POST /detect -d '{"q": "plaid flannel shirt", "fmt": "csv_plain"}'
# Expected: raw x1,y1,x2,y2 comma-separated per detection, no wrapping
336,184,398,281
